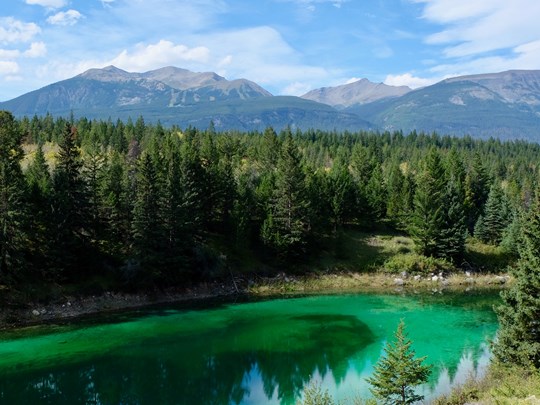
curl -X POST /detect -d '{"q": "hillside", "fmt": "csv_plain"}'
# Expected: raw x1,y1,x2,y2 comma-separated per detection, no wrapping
1,67,540,139
346,70,540,141
0,66,370,131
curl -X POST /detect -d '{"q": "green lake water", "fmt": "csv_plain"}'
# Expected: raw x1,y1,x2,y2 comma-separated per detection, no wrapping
0,291,499,404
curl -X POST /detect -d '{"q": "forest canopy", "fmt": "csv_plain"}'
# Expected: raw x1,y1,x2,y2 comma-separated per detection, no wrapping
1,111,539,291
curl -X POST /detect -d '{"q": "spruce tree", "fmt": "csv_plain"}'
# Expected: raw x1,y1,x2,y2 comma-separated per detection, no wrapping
367,320,431,405
0,111,26,278
440,177,467,261
467,152,491,231
132,152,165,278
327,159,355,233
261,131,309,260
474,184,510,244
493,193,540,368
51,124,91,276
25,143,54,274
100,151,130,257
409,148,447,258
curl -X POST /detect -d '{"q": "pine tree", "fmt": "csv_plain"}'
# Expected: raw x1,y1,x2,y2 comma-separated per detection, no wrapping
100,151,130,257
261,131,310,260
51,124,91,276
467,153,491,231
367,320,431,405
474,184,510,244
386,162,405,227
440,176,467,261
409,148,447,258
132,152,165,278
365,163,387,223
327,159,355,233
0,111,27,278
25,143,54,275
493,193,540,368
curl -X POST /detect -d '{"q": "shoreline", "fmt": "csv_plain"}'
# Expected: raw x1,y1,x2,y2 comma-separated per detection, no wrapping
0,271,510,330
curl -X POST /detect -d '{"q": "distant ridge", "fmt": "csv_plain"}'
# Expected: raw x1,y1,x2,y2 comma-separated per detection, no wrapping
1,67,540,140
0,65,370,131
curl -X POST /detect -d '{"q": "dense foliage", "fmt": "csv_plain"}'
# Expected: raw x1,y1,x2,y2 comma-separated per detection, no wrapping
494,193,540,369
1,111,540,290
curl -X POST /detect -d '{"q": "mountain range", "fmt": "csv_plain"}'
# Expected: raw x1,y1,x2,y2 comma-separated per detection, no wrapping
1,66,539,141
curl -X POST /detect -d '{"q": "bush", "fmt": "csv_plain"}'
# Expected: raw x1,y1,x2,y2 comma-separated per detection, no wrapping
382,253,455,275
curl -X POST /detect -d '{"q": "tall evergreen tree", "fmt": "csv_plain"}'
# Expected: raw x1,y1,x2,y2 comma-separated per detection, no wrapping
367,320,431,405
443,149,468,260
327,158,355,233
100,151,130,257
132,152,165,279
261,131,310,259
0,111,26,278
51,124,91,276
466,152,491,231
25,143,53,274
409,148,447,258
474,184,510,244
494,193,540,368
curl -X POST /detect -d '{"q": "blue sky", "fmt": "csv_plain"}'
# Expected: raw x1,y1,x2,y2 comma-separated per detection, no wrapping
1,0,540,101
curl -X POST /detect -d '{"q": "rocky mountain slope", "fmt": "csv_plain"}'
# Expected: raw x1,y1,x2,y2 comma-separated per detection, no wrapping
1,67,539,140
301,78,411,109
0,66,369,131
346,70,540,140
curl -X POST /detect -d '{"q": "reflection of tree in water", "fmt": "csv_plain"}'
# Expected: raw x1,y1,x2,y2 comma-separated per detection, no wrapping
0,314,373,404
421,342,492,402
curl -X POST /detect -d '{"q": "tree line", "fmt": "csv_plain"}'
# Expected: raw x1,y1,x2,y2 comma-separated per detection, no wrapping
1,111,540,289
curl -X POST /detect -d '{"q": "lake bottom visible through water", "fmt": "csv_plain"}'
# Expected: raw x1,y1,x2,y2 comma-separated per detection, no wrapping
0,291,499,404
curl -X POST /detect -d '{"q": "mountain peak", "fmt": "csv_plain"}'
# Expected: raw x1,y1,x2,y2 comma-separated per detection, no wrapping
141,66,226,90
301,78,411,109
79,65,132,82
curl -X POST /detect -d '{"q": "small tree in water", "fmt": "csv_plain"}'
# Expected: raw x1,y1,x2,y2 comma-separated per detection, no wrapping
367,320,431,404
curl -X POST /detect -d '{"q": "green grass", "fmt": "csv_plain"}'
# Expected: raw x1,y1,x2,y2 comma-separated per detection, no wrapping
464,237,514,272
307,228,415,273
434,364,540,405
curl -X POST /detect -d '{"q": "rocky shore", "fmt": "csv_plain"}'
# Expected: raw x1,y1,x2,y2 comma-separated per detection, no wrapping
0,271,510,330
0,281,241,330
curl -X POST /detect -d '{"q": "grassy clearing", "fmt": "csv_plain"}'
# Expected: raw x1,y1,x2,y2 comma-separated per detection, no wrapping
434,365,540,405
248,228,513,295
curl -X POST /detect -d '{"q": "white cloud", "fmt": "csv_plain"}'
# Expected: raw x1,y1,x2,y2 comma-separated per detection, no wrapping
0,18,41,44
47,10,83,26
0,42,46,59
217,55,233,67
0,61,19,75
415,0,540,58
0,49,20,59
384,73,436,89
25,0,67,8
109,40,210,72
24,42,47,57
282,81,312,96
100,0,115,7
428,40,540,78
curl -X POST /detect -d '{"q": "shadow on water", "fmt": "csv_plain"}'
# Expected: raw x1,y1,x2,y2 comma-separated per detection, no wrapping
0,291,499,404
0,313,374,404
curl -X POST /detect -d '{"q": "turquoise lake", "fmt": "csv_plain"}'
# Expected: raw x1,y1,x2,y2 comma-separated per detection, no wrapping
0,291,499,404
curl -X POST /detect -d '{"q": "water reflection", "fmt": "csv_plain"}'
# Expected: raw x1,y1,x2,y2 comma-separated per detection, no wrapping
0,293,498,404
